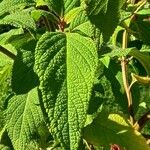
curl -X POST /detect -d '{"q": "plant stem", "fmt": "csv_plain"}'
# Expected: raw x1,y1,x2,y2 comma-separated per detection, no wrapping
121,30,134,125
0,45,16,60
42,16,51,31
134,110,150,131
121,0,147,22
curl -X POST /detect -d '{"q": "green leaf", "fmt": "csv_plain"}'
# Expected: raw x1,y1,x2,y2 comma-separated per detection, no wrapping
140,45,150,53
129,49,150,76
11,35,39,94
64,7,82,24
131,73,150,84
136,8,150,15
85,0,109,15
46,0,80,16
0,0,34,16
68,9,96,39
0,28,24,45
0,11,36,30
36,0,46,7
130,17,150,45
69,9,89,31
103,47,150,76
83,113,150,150
88,60,127,115
103,47,136,57
0,144,11,150
31,9,59,23
6,88,46,150
35,32,98,150
87,0,125,42
0,64,12,104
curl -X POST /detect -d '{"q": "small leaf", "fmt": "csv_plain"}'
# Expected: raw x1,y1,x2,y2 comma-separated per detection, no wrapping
103,47,136,58
31,9,59,22
69,9,89,31
64,7,82,24
104,47,150,76
6,88,46,150
83,113,150,150
136,8,150,15
131,73,150,84
35,32,98,150
99,56,110,68
36,0,46,7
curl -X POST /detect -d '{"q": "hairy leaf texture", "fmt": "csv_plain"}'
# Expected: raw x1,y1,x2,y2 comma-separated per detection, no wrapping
35,32,97,150
0,0,34,16
0,11,36,30
6,88,46,150
69,9,89,30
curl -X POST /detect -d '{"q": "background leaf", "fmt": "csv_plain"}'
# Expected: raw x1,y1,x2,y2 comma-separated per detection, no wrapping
83,113,150,150
0,11,36,31
87,0,125,42
11,34,39,94
46,0,80,16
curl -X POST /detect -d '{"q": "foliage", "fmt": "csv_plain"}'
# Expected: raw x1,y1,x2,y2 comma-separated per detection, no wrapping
0,0,150,150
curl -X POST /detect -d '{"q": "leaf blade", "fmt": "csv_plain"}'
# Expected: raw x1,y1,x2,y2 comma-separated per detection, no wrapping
83,113,150,150
35,32,98,149
6,88,45,150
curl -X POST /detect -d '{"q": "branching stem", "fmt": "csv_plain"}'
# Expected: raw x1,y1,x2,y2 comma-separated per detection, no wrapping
0,45,16,60
121,30,134,125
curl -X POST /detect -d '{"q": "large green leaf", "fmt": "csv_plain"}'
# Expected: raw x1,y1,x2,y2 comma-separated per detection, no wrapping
83,113,150,150
6,88,46,150
87,0,125,42
35,32,97,150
